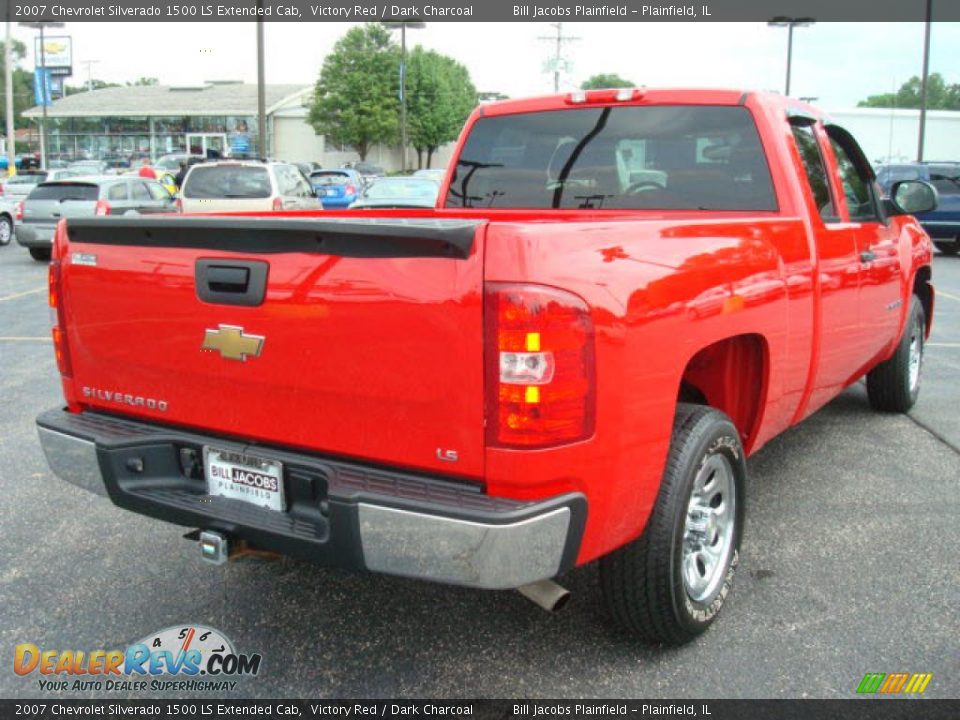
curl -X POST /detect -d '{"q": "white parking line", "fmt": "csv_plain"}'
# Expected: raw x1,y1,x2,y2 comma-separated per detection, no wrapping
938,290,960,303
0,336,51,342
0,287,45,303
928,342,960,348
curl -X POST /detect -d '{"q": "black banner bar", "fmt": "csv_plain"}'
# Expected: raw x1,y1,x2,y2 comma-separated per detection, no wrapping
3,0,960,22
2,700,959,720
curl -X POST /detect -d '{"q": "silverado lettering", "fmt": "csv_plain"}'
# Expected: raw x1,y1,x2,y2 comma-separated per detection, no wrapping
39,89,936,645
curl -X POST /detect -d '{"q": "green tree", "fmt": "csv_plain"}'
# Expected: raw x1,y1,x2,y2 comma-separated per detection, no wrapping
858,73,960,110
308,24,400,161
65,79,121,96
581,73,635,90
407,47,477,169
128,77,159,87
0,39,38,129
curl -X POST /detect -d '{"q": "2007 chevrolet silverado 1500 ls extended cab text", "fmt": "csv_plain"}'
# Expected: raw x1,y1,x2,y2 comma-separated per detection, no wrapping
37,89,937,645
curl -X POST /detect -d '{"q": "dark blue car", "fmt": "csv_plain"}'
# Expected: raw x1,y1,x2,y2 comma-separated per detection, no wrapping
876,163,960,255
309,169,362,209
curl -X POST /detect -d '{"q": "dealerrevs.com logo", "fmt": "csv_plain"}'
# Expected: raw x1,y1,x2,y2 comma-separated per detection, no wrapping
14,625,262,693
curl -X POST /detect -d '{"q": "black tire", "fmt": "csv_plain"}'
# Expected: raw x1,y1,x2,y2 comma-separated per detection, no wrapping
600,403,746,645
866,296,925,413
0,215,12,246
933,240,959,256
28,247,51,262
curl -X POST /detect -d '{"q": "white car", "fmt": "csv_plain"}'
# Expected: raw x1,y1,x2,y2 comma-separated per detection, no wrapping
179,161,322,214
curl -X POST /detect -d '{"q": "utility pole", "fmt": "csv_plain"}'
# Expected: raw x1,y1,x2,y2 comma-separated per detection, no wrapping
917,0,932,162
256,17,266,158
383,20,425,172
5,23,15,175
538,23,579,93
82,59,99,92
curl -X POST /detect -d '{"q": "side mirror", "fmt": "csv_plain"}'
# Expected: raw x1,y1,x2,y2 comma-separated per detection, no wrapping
886,180,938,216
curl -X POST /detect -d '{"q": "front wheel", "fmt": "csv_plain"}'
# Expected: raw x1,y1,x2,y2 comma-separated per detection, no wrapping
866,296,925,412
600,403,746,645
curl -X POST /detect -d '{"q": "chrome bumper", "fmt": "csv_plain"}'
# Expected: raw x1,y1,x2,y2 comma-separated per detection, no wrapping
36,415,582,590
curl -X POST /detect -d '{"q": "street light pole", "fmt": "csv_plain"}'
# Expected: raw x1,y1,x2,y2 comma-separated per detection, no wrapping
5,22,15,176
767,17,815,97
384,20,424,172
917,0,932,162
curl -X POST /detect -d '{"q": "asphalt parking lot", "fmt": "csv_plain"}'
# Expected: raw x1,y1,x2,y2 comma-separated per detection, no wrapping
1,240,958,701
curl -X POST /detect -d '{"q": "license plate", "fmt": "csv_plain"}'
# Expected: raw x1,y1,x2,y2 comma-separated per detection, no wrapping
204,446,285,512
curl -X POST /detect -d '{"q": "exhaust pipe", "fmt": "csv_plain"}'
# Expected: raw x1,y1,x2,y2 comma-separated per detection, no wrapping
517,579,571,612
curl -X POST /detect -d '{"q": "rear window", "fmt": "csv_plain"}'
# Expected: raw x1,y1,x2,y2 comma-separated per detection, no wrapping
446,105,777,211
27,183,99,202
183,165,272,199
311,172,351,186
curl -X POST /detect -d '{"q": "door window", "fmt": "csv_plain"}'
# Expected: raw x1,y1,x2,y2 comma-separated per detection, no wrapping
827,128,880,222
147,182,171,201
789,123,835,222
106,183,129,201
131,182,152,202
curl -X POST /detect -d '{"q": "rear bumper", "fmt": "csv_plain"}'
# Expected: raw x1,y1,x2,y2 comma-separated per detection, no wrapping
15,224,53,248
36,408,585,590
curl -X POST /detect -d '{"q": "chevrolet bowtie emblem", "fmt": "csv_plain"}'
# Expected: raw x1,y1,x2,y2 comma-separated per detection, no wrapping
201,325,265,362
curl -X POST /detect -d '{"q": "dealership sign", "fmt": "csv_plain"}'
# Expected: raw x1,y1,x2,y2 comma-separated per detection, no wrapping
34,36,72,77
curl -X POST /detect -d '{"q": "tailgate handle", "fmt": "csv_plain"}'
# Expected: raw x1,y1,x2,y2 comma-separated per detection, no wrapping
196,259,268,307
207,266,249,292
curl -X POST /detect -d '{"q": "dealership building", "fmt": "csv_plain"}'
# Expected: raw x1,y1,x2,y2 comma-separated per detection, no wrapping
21,81,426,170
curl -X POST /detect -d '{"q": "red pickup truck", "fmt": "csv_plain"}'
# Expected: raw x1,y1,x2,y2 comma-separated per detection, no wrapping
37,89,937,645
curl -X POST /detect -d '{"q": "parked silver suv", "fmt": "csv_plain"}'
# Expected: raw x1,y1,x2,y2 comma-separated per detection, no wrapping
16,176,175,261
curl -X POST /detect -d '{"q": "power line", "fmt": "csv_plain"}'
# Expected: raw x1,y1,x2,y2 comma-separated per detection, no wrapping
537,22,579,93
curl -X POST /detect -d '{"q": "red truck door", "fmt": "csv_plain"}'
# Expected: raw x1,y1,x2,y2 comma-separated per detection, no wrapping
823,126,903,366
788,120,863,412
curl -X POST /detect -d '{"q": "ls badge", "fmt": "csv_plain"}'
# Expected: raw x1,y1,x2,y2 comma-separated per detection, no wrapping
202,325,265,362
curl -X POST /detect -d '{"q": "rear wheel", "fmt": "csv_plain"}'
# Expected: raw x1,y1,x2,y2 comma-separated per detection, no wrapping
866,296,925,412
600,403,745,645
0,215,12,246
933,239,959,256
28,247,51,262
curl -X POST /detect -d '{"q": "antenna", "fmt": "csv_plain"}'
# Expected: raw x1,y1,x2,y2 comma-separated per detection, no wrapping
538,22,580,93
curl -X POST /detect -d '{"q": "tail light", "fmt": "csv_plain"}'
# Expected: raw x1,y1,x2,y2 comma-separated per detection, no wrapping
346,183,356,195
48,236,73,378
0,183,4,196
485,283,595,448
272,197,283,211
175,197,182,213
94,200,110,216
15,200,23,221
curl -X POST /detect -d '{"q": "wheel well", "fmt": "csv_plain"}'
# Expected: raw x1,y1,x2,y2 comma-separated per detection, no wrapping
677,334,768,449
913,266,933,336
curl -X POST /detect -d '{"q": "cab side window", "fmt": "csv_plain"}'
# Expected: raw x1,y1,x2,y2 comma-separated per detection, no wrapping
790,123,836,222
828,129,880,222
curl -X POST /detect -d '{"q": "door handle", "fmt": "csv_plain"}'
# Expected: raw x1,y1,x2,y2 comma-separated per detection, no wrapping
860,249,876,263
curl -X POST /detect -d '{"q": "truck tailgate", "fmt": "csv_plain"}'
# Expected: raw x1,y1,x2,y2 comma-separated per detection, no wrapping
59,216,487,479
